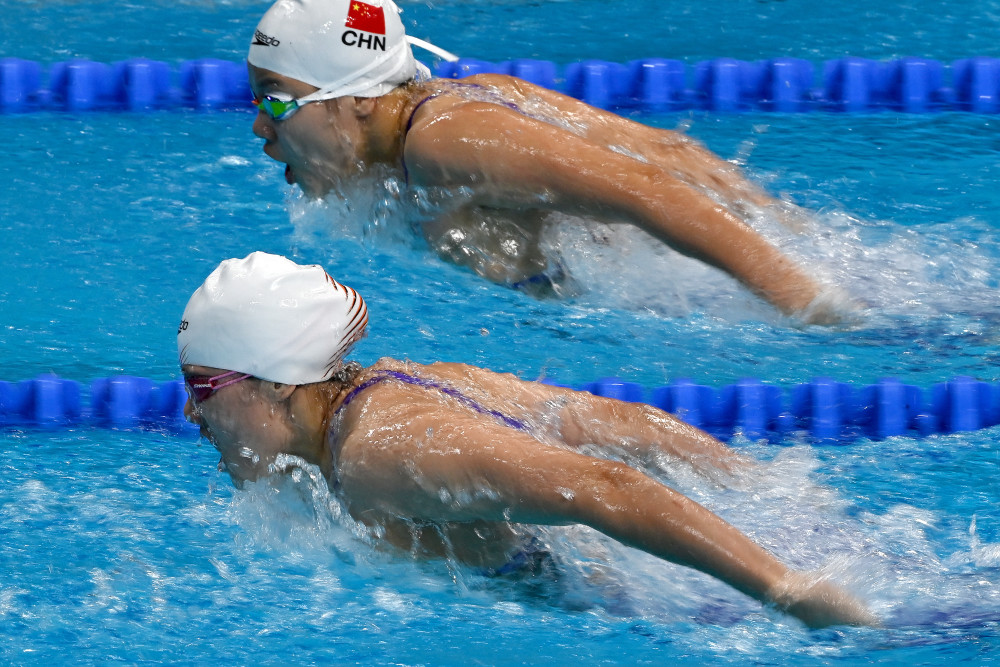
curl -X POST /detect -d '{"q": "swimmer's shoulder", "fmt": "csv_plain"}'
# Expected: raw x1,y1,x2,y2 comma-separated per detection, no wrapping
455,73,556,98
362,358,540,399
420,360,541,394
425,73,562,109
360,357,474,388
334,358,434,424
367,356,410,373
455,73,596,110
410,73,554,124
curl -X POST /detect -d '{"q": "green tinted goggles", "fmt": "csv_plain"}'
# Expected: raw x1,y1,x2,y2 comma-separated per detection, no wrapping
252,94,308,121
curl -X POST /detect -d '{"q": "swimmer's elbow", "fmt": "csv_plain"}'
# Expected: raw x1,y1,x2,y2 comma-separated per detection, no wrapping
499,454,644,527
551,459,651,525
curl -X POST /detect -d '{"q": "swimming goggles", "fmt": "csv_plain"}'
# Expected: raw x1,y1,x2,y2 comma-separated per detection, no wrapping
252,93,310,121
184,371,253,403
252,91,337,121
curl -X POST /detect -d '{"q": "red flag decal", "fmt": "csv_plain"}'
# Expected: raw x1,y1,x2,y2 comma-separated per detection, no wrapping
345,1,386,35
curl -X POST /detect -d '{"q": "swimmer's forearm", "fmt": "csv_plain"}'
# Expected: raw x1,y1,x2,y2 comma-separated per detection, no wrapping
555,459,788,604
544,463,874,627
622,178,823,315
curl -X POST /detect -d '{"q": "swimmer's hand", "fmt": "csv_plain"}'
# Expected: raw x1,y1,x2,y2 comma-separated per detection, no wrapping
767,571,880,629
797,286,867,327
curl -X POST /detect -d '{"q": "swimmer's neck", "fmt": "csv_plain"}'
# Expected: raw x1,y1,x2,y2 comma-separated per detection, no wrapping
276,380,351,484
362,86,427,168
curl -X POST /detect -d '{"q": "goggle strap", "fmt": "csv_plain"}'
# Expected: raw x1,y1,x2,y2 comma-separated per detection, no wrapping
211,372,253,391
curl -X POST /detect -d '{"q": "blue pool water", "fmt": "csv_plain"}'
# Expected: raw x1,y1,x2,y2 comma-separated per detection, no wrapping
4,0,1000,663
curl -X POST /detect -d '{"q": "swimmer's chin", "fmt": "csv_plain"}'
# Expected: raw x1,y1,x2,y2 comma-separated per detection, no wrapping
288,169,337,200
218,457,255,488
218,454,297,488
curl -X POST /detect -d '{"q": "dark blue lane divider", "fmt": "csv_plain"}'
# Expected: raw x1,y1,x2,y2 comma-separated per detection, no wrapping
572,376,1000,443
3,373,998,443
3,55,1000,113
0,375,194,433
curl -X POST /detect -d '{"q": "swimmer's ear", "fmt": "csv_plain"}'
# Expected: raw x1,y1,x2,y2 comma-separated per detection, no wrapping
258,381,297,402
352,96,377,118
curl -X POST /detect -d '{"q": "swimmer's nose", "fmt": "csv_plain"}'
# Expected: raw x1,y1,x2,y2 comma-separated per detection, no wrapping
252,111,276,141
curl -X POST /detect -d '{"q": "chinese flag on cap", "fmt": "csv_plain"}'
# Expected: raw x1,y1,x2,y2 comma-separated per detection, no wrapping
345,1,386,35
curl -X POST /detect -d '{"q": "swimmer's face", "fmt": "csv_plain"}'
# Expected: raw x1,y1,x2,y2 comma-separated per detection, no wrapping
248,64,371,198
182,364,296,485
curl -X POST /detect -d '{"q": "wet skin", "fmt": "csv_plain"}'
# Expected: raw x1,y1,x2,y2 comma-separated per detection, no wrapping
248,66,836,318
184,357,876,626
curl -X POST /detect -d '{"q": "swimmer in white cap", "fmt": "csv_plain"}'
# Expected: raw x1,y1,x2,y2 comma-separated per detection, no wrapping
179,251,878,628
246,0,849,323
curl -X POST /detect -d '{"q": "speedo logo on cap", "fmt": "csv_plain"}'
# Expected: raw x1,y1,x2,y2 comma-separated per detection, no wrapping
253,30,280,47
342,1,387,51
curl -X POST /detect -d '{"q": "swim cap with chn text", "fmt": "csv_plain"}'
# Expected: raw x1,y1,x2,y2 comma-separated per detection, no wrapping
249,0,431,99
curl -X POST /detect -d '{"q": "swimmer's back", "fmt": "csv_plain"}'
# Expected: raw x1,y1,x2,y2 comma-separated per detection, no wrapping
335,358,545,435
330,357,549,569
408,72,684,152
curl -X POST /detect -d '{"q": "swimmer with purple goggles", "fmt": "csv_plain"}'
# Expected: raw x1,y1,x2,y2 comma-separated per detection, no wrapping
178,251,877,629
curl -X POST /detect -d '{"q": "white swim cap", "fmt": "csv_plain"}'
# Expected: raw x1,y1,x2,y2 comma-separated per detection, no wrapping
178,252,368,385
248,0,454,99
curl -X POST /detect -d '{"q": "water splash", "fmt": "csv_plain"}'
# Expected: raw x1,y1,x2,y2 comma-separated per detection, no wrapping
282,144,1000,332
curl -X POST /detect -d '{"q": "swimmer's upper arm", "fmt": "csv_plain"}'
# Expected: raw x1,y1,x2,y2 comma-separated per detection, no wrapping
338,408,790,607
337,398,621,526
333,375,619,523
405,102,756,256
405,102,822,316
404,101,648,213
335,394,581,524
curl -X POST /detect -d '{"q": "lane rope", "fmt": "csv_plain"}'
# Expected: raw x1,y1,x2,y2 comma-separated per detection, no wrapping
2,55,999,113
3,373,996,442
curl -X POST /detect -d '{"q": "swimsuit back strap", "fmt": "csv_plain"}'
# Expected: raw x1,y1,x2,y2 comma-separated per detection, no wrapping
338,369,529,431
400,82,519,185
401,92,442,184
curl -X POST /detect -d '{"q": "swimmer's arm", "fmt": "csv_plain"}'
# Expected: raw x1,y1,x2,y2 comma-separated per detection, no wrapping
344,417,874,628
486,75,779,210
405,104,825,319
551,387,748,476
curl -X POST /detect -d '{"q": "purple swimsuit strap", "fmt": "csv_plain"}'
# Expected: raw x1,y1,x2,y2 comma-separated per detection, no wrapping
338,369,529,431
400,82,523,184
400,92,441,184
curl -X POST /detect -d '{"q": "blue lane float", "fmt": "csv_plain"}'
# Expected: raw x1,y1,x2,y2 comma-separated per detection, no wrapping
579,375,1000,442
3,373,999,443
3,55,1000,113
0,375,192,432
0,57,250,112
